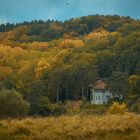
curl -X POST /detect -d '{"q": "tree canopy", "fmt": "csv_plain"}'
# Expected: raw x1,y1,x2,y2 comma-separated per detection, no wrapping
0,15,140,115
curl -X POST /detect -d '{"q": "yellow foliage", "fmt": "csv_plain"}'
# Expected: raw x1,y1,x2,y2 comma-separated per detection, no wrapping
0,66,13,79
108,102,128,115
63,31,78,39
129,75,140,86
85,30,117,40
21,42,49,51
0,114,139,140
60,39,84,48
35,58,50,79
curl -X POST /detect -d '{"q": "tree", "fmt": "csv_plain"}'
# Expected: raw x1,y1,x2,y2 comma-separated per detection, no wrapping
96,50,114,78
109,72,130,99
0,89,29,118
59,39,84,49
129,75,140,95
35,58,50,79
36,96,51,116
23,80,47,115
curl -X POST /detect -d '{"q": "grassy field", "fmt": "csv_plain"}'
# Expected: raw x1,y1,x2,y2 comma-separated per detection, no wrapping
0,114,140,140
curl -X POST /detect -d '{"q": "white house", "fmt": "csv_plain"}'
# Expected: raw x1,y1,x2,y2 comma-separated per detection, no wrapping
90,80,113,104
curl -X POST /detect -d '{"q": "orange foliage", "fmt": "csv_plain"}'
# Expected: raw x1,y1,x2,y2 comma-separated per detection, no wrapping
0,66,13,79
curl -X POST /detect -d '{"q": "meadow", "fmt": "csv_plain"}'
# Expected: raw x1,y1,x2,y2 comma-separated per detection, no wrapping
0,114,140,140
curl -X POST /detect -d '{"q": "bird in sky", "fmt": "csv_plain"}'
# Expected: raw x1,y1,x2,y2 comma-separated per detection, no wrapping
65,2,70,5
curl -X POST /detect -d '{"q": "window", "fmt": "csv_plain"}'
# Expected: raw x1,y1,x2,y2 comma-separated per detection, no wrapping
98,96,100,100
106,95,110,99
96,96,98,100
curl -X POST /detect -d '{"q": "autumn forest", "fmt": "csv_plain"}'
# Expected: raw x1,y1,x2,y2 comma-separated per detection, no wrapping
0,15,140,117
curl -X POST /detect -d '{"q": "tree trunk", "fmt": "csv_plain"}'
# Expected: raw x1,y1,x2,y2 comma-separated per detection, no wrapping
81,84,84,99
56,86,59,103
66,84,68,101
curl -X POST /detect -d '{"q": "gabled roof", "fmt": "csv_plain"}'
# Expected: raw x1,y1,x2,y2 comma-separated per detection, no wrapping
92,80,107,90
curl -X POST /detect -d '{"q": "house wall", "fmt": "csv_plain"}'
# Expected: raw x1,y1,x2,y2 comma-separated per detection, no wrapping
90,89,112,104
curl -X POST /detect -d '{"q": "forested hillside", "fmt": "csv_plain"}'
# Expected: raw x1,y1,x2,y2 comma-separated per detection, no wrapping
0,15,140,116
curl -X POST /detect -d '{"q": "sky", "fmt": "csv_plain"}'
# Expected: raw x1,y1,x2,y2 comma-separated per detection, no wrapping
0,0,140,24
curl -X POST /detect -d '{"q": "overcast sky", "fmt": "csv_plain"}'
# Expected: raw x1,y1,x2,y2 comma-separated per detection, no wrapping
0,0,140,23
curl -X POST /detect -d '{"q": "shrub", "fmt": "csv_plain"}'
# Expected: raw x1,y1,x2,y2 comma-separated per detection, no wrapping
82,103,106,115
30,96,67,116
0,89,29,118
65,100,83,111
49,104,67,116
129,99,140,113
65,101,73,110
36,96,51,116
107,102,128,115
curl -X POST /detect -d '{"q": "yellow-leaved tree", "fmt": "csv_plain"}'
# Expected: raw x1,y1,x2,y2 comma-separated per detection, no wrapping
59,39,84,49
35,58,50,79
0,66,13,80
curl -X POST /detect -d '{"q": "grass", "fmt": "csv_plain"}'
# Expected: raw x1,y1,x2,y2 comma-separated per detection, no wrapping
0,114,140,140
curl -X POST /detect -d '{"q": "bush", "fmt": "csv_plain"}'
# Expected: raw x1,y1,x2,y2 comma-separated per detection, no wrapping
65,101,73,110
29,96,67,116
0,89,29,118
35,96,51,116
129,99,140,113
82,103,106,114
65,100,83,110
107,102,128,115
49,104,67,116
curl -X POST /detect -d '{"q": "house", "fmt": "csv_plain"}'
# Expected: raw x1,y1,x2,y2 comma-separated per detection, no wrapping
89,80,113,104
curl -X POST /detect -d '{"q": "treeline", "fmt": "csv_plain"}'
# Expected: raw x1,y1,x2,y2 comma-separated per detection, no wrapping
0,15,140,117
0,15,140,44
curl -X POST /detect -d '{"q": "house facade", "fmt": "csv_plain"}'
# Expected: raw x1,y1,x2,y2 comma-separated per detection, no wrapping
90,80,113,104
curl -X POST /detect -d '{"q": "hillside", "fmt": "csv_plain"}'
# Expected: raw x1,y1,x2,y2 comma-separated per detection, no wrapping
0,15,140,116
0,15,140,44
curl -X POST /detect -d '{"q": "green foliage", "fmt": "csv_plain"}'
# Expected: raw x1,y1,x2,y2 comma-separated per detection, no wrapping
0,89,29,118
109,72,130,98
0,15,139,43
128,97,140,113
0,15,140,116
35,96,51,116
128,75,140,95
49,104,67,116
82,103,106,114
